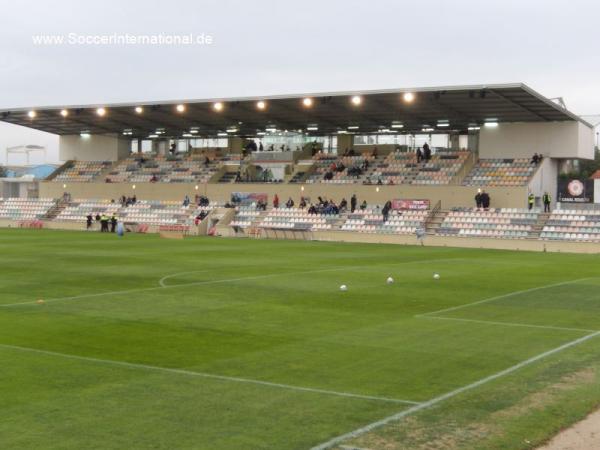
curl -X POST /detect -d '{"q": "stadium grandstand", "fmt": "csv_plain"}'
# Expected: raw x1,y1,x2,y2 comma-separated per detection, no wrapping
0,83,598,252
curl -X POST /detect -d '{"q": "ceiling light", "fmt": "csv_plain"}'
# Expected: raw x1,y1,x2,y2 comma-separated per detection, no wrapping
402,92,415,103
391,123,404,129
96,107,106,116
422,127,434,132
80,132,90,138
27,110,37,118
176,104,186,113
303,97,313,107
484,122,498,128
190,129,199,134
213,102,223,111
256,101,266,110
306,125,318,131
348,125,359,130
468,126,481,131
148,134,159,138
226,128,238,133
135,106,143,114
351,95,362,106
256,131,266,136
182,133,192,137
60,109,69,117
217,132,227,137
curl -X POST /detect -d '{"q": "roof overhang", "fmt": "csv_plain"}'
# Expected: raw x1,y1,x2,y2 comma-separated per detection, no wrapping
0,83,591,138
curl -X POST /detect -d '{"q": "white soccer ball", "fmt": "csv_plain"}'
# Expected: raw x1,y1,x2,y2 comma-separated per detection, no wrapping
386,277,394,284
433,273,440,280
340,284,348,291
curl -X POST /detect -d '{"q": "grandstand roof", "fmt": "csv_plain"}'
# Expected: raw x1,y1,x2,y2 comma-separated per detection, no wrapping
0,83,591,138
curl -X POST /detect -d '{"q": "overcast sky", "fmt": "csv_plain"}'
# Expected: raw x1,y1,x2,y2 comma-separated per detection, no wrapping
1,0,599,163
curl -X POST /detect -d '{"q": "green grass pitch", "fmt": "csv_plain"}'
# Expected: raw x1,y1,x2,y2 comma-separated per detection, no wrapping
1,228,600,449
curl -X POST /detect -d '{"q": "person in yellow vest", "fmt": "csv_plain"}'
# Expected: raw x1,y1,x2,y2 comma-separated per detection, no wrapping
543,192,551,212
527,193,535,210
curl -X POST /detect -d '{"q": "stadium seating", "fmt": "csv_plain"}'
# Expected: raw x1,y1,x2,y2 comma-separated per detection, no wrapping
0,198,56,220
462,159,537,186
230,206,262,228
438,208,539,239
367,150,469,185
54,161,112,182
55,199,217,226
540,209,600,242
340,208,428,234
55,199,122,222
259,208,338,230
304,154,379,184
104,156,220,183
118,200,212,226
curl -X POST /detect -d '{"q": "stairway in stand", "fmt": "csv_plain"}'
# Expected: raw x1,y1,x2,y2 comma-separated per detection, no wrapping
425,210,448,236
527,211,551,240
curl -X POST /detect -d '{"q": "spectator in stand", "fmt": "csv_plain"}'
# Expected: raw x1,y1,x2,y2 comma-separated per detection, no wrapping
372,146,378,157
132,195,137,204
377,177,383,185
339,198,348,212
543,191,551,212
285,197,295,208
86,214,93,230
382,200,392,222
475,189,483,209
481,190,490,210
273,194,279,209
416,147,423,163
360,200,368,210
350,194,357,212
531,153,540,165
169,143,176,154
183,195,190,207
204,156,210,167
150,174,158,182
423,143,432,161
299,197,307,209
308,204,317,215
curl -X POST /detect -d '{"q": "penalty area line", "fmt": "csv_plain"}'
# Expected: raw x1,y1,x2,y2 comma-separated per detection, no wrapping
0,343,420,406
420,277,594,317
310,330,600,450
418,315,598,334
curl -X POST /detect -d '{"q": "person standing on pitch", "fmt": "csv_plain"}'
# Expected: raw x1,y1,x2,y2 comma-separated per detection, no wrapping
543,192,551,212
528,192,535,210
110,214,118,233
86,214,93,230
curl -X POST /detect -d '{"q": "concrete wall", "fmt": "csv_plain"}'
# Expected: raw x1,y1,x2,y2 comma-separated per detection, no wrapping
40,180,529,209
59,134,131,162
528,157,558,206
479,121,594,160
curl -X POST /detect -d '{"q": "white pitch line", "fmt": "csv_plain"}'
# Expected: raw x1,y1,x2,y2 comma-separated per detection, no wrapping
0,343,420,406
419,315,598,334
311,330,600,450
158,270,217,288
0,256,463,308
420,277,594,317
